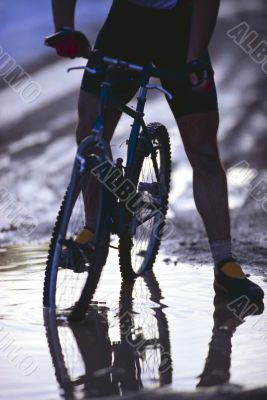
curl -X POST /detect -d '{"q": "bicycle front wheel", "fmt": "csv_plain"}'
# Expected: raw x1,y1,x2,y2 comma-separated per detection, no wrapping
119,123,171,279
43,168,111,319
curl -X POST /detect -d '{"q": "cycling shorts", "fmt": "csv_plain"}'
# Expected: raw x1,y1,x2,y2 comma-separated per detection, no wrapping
81,0,218,117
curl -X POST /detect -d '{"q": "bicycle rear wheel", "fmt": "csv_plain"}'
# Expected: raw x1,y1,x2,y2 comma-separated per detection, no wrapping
119,123,171,279
43,163,111,319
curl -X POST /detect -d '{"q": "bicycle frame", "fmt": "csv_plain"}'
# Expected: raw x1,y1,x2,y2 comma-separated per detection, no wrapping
90,64,153,168
70,57,183,175
66,58,183,236
44,58,179,311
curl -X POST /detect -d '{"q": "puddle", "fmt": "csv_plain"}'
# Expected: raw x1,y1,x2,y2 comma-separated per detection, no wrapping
0,245,266,399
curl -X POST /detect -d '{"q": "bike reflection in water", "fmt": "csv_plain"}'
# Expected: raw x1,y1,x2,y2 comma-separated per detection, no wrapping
197,294,264,389
44,271,172,399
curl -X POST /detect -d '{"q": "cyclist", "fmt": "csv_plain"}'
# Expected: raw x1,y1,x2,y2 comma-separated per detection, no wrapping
48,0,264,300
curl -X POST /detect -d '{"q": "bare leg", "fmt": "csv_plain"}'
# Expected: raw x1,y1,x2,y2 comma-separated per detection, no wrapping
173,111,265,300
76,89,122,231
176,111,230,242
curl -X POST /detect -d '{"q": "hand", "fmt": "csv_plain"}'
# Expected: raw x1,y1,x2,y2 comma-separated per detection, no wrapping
45,29,91,59
56,30,91,59
186,59,214,93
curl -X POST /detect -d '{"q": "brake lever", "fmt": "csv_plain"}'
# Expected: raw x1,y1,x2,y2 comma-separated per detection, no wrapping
145,84,173,101
67,66,97,74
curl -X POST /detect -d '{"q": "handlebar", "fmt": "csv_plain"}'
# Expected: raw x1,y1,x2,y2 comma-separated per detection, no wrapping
46,31,210,87
67,56,145,75
102,56,144,72
67,53,187,83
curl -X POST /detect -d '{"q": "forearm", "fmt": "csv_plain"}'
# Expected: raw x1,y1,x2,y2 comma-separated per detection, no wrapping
52,0,77,31
187,0,220,62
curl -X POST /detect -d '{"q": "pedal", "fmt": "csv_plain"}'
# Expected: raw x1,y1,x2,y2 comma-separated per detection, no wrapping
61,238,95,253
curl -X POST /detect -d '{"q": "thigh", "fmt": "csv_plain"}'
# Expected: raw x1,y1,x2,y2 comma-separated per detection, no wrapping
81,1,150,103
177,111,220,160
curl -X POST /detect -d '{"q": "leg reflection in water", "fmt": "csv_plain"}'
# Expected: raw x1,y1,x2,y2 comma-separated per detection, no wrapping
197,294,264,388
44,271,172,399
114,273,172,392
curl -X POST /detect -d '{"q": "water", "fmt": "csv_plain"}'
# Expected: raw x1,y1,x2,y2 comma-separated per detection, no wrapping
0,246,266,399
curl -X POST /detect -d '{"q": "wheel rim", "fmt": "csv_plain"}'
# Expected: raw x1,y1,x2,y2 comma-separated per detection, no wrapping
55,190,89,313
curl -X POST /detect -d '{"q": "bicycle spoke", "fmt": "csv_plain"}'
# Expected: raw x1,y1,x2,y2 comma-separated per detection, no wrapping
130,145,162,274
55,192,88,312
119,124,171,277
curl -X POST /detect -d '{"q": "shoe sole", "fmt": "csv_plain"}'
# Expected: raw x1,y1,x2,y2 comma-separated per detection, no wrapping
214,280,264,301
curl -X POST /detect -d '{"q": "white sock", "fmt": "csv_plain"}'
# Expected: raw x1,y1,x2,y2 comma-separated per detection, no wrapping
209,238,232,266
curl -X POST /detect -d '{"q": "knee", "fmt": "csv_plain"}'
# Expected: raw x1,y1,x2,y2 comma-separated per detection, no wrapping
187,148,223,175
178,112,222,174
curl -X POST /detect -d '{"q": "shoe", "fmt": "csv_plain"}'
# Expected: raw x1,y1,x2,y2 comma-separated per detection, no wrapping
214,258,264,301
60,228,95,273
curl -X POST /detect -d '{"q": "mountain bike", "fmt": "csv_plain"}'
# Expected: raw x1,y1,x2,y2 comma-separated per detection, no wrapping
43,51,187,319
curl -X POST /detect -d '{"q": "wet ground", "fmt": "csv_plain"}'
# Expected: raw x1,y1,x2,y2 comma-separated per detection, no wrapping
1,0,267,398
1,246,267,400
